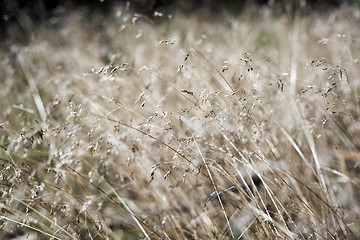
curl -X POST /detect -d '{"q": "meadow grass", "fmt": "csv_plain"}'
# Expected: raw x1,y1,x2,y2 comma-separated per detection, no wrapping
1,4,360,239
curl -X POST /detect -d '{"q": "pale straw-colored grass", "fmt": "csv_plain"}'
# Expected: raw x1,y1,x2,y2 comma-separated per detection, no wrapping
0,5,359,239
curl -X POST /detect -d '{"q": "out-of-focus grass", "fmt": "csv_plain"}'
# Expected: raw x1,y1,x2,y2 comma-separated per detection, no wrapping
1,5,360,239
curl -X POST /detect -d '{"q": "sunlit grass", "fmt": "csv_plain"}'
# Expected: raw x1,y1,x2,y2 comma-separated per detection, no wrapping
1,5,360,239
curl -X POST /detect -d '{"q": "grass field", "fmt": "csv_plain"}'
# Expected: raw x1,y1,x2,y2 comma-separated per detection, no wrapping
1,4,360,239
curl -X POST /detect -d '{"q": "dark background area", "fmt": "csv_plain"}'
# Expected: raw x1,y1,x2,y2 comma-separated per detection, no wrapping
0,0,353,17
0,0,357,41
0,0,355,21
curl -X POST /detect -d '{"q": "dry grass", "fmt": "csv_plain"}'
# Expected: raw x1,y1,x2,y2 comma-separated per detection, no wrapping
1,5,360,239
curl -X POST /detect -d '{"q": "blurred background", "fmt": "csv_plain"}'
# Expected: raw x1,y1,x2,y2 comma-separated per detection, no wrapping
1,0,358,38
2,0,359,50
